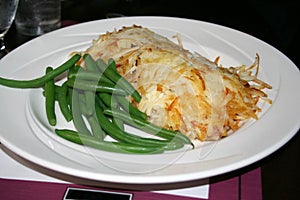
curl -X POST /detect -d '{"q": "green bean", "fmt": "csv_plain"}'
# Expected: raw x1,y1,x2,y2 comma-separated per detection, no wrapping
95,104,184,150
77,54,115,84
96,58,142,103
103,108,192,144
107,58,118,72
112,117,125,131
44,67,56,126
97,93,125,130
76,90,105,139
67,87,73,108
84,90,96,116
95,93,107,110
56,82,72,122
77,91,88,114
67,70,113,85
55,129,163,154
67,65,81,79
67,78,127,95
99,93,125,131
116,95,147,120
86,114,105,140
84,54,101,73
42,87,57,99
0,54,81,88
98,92,118,108
94,105,172,148
71,89,91,135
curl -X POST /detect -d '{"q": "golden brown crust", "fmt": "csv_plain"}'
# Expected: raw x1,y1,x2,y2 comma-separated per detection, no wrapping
81,26,272,141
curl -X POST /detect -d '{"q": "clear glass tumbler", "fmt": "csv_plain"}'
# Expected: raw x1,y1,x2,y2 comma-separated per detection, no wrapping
15,0,61,36
0,0,19,58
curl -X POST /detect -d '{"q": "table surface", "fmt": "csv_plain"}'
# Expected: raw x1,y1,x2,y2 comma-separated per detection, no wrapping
3,0,300,199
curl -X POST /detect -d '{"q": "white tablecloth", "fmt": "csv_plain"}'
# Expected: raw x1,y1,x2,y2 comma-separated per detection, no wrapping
0,145,209,199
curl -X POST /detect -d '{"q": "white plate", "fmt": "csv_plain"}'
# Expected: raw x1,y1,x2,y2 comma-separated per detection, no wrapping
0,16,299,184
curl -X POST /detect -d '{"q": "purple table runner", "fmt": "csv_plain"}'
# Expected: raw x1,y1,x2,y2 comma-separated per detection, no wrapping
0,168,261,200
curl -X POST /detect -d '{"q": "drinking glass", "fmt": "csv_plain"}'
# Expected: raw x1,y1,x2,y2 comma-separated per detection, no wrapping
0,0,19,58
15,0,61,36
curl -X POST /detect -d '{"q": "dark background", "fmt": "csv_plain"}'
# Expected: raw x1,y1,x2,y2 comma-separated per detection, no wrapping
5,0,300,199
60,0,300,68
7,0,300,68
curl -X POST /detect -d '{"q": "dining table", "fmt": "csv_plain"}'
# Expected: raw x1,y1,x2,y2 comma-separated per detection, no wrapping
1,0,299,199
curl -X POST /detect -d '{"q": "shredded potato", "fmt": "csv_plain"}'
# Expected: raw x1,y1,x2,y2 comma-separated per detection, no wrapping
79,25,272,141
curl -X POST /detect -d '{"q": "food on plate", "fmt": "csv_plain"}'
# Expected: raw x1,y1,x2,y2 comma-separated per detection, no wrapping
78,25,272,142
0,53,192,154
0,25,272,154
